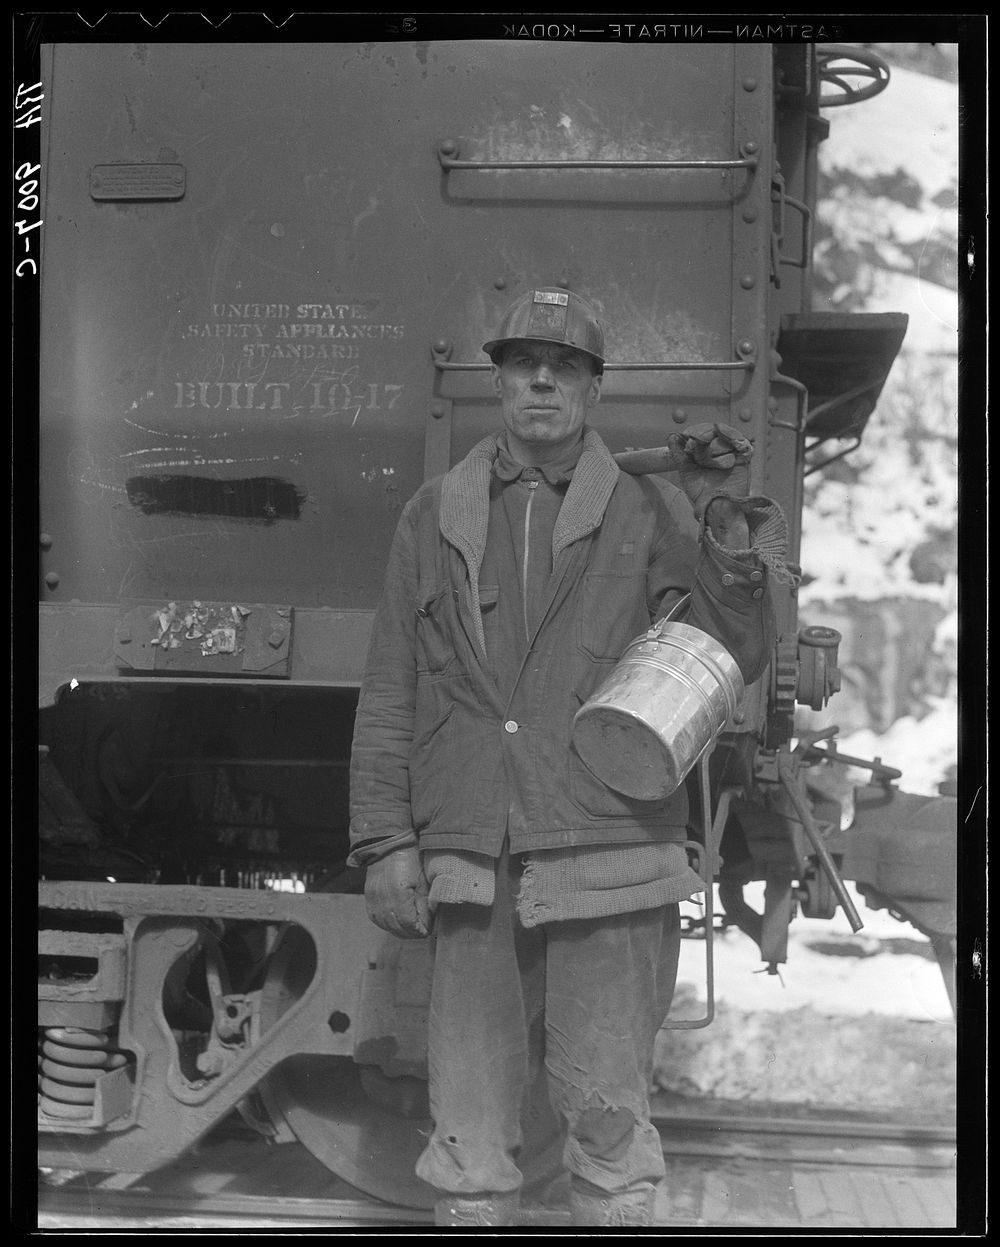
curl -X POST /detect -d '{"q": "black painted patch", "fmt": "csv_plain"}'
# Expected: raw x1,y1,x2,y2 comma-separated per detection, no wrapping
125,475,304,522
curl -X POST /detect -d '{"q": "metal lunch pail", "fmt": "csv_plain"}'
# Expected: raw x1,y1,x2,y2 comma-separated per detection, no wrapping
571,619,744,801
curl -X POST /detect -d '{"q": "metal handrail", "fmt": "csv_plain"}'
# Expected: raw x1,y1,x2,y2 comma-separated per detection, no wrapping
438,141,759,173
433,359,753,373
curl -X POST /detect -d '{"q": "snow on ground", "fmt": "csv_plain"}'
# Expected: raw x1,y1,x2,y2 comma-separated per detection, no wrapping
675,882,953,1023
672,694,959,1027
835,700,958,796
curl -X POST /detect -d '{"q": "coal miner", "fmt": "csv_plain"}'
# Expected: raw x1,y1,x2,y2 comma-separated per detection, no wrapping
348,287,788,1227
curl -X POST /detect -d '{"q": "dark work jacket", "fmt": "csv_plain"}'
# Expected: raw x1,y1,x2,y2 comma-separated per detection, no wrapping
349,428,775,858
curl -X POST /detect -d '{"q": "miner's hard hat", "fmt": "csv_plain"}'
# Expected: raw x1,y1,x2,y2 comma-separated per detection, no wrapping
483,287,605,373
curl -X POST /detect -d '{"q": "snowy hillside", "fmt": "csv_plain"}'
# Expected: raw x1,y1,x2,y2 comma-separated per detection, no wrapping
795,51,959,795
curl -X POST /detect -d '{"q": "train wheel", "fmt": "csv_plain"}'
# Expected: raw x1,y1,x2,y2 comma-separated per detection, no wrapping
256,925,566,1210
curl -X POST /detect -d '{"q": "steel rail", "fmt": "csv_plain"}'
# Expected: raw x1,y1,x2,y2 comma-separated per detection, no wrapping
651,1106,955,1146
38,1108,956,1228
36,1185,575,1228
651,1111,956,1171
37,1186,436,1228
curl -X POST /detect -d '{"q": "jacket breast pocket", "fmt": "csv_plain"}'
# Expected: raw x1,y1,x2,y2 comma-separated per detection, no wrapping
415,585,457,676
577,571,648,661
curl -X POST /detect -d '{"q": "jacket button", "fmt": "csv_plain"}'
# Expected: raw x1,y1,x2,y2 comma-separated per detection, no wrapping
415,606,428,617
504,720,519,734
752,587,764,599
721,573,735,586
750,569,763,582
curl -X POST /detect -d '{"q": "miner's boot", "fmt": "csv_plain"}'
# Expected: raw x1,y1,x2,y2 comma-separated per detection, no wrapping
433,1191,520,1227
568,1178,658,1227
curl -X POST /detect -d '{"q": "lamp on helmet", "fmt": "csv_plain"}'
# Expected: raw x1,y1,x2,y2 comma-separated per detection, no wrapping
483,288,605,374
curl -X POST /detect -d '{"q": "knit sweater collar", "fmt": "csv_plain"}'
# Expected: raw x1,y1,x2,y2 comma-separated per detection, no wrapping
439,426,620,580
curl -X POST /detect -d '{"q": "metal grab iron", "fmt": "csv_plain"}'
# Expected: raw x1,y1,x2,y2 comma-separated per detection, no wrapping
437,138,760,172
432,358,754,374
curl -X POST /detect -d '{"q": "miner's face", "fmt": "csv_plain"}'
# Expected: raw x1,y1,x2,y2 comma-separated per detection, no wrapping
492,340,602,462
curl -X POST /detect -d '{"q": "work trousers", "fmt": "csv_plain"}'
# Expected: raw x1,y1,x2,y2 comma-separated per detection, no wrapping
414,848,681,1196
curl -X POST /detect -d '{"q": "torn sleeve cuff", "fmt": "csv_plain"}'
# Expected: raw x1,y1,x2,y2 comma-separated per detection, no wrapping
346,829,419,868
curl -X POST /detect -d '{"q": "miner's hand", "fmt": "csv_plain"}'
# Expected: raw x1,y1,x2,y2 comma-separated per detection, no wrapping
364,846,432,939
669,422,753,521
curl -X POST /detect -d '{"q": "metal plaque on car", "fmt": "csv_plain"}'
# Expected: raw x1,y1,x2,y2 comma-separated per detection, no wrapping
90,163,186,201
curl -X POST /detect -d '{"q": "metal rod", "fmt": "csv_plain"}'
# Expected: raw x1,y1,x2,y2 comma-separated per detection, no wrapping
779,193,813,270
803,437,862,477
777,754,864,932
800,743,902,781
439,152,758,172
805,377,880,425
434,359,752,373
661,760,736,1031
699,751,716,1023
662,839,714,1031
769,369,809,434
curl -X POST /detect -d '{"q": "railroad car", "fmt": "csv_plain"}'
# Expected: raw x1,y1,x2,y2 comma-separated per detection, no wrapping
35,38,956,1206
